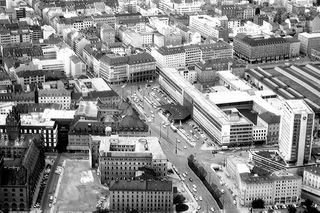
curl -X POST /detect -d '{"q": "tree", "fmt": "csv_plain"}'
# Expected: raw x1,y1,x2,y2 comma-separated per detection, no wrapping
173,194,186,205
176,203,189,212
252,199,265,209
288,205,297,213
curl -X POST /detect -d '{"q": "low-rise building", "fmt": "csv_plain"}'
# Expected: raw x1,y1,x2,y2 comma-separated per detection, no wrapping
239,170,302,206
96,136,167,184
302,166,320,196
38,81,71,110
109,179,173,213
249,150,287,173
298,32,320,56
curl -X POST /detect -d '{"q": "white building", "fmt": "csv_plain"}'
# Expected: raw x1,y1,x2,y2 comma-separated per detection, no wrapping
279,100,314,166
38,81,71,110
253,125,267,142
302,166,320,196
177,67,197,83
41,25,56,40
189,15,228,38
159,0,204,15
239,171,302,206
96,136,168,184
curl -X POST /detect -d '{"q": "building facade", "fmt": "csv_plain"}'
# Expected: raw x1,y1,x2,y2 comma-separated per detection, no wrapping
298,32,320,56
279,100,314,165
302,166,320,196
239,171,302,206
109,179,173,213
96,136,167,184
234,34,290,63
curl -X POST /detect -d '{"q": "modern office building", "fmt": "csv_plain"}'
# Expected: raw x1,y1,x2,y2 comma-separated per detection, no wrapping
302,166,320,196
298,32,320,56
234,34,290,63
189,15,229,41
279,100,314,165
109,179,173,213
99,53,156,84
159,68,253,146
95,136,167,184
239,171,302,206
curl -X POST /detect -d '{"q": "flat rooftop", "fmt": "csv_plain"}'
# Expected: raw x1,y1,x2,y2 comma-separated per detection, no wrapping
77,78,111,92
217,71,253,91
299,32,320,38
42,108,76,120
96,136,166,160
20,112,55,127
286,99,313,114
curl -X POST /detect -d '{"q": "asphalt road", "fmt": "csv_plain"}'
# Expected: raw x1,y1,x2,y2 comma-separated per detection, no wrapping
119,83,222,211
41,154,61,212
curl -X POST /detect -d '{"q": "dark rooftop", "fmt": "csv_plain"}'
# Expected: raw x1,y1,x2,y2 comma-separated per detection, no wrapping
160,104,191,121
109,179,172,192
237,35,288,46
259,112,280,124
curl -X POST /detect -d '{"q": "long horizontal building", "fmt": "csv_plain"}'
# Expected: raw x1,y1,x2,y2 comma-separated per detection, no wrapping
234,34,290,63
159,68,253,146
150,41,233,68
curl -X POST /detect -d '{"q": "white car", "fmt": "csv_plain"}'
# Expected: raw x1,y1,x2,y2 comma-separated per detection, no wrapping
192,188,197,192
199,196,203,201
184,146,187,149
193,184,197,189
211,207,215,212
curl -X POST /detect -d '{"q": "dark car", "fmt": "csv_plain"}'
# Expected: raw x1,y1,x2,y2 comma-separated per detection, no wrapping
189,177,193,182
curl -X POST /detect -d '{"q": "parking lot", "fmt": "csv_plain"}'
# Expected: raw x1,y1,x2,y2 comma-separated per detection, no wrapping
53,160,108,212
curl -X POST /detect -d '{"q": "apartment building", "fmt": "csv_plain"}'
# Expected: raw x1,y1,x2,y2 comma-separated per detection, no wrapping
159,0,203,15
239,171,302,206
99,52,156,84
96,136,167,184
119,28,154,48
279,100,314,166
151,42,232,68
257,112,280,144
38,81,71,110
189,15,228,40
302,166,320,196
234,34,290,63
298,32,320,56
109,179,173,213
16,70,45,87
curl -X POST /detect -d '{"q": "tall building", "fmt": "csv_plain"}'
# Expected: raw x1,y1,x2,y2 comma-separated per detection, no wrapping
279,100,314,165
298,32,320,56
95,136,167,184
109,179,173,213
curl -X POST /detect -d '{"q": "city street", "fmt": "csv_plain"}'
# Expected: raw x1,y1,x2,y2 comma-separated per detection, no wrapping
114,82,239,211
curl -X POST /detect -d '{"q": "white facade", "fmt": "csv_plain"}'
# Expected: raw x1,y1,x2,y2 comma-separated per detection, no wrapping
302,166,320,196
253,125,267,141
239,171,302,206
159,0,203,14
150,47,186,68
189,15,227,38
279,100,314,165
